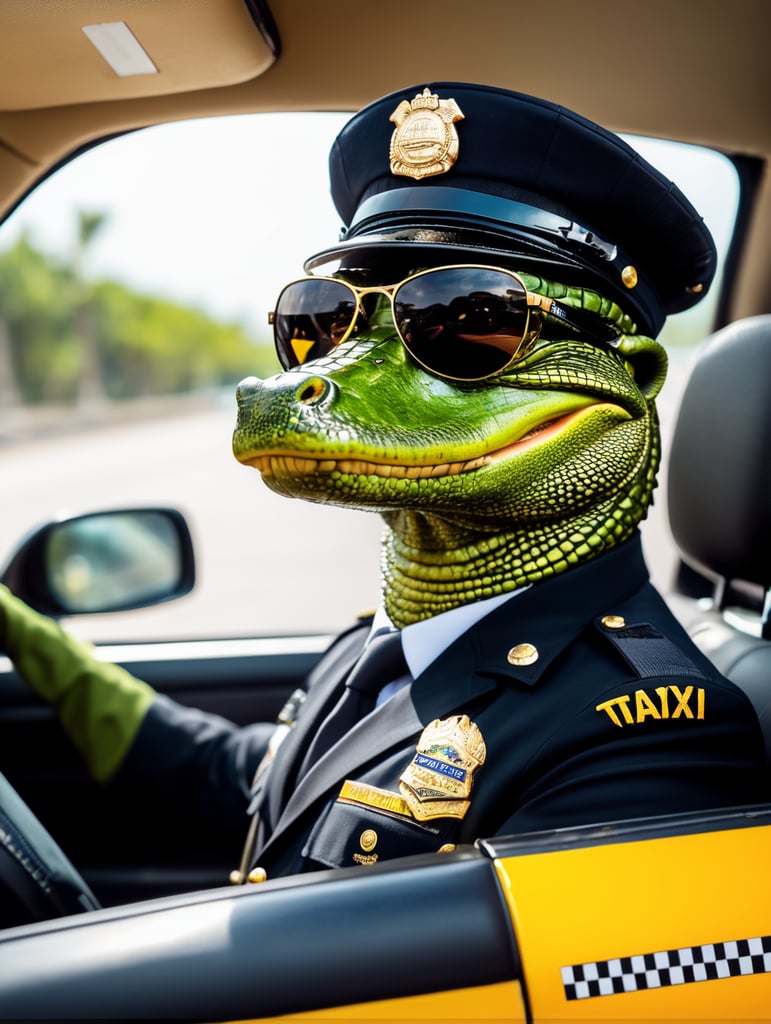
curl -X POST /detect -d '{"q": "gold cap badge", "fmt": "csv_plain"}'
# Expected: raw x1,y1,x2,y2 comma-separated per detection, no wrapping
389,88,464,181
399,714,486,821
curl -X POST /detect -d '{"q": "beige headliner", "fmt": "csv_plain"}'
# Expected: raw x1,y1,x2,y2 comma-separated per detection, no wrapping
1,0,768,319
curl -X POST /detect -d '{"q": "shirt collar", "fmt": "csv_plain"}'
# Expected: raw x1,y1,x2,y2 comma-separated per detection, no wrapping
369,586,530,679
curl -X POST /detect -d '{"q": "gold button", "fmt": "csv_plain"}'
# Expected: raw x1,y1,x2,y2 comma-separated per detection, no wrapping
507,642,539,666
360,829,378,853
247,867,268,884
686,282,704,294
601,615,626,630
621,265,638,289
437,844,456,854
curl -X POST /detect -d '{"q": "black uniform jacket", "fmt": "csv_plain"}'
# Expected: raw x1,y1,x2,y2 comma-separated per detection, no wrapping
122,534,767,877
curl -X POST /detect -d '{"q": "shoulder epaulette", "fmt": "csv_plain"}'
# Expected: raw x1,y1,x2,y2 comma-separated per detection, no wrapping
595,619,708,681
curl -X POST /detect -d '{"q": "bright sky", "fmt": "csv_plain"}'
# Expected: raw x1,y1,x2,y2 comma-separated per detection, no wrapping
0,112,740,344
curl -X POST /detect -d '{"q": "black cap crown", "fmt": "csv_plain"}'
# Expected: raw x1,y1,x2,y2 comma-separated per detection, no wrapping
305,82,717,337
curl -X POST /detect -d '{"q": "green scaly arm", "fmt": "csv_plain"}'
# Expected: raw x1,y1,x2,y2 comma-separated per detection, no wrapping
0,584,155,782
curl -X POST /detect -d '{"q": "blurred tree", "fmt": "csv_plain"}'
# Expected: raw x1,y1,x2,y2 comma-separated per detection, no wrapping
0,319,21,409
93,281,278,396
0,236,78,403
0,235,276,405
73,211,109,411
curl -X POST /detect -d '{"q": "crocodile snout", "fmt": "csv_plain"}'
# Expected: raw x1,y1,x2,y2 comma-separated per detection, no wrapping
233,371,338,461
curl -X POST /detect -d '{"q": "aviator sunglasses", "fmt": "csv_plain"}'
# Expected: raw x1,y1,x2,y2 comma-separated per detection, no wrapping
270,264,622,383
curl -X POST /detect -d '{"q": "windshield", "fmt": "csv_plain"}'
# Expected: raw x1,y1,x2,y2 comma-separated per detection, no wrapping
0,113,740,641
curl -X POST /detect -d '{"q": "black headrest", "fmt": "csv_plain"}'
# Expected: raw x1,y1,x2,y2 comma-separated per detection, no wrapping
668,315,771,589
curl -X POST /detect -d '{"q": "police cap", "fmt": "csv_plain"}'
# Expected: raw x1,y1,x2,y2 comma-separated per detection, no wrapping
305,82,717,337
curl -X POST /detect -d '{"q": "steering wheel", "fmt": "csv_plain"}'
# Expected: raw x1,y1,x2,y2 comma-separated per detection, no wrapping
0,771,100,928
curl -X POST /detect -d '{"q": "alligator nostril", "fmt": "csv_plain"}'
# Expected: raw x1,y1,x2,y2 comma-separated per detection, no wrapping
296,377,329,404
235,375,261,402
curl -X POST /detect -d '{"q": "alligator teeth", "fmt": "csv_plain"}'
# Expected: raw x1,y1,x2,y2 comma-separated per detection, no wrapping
239,405,614,479
244,453,489,478
286,456,318,473
461,455,492,471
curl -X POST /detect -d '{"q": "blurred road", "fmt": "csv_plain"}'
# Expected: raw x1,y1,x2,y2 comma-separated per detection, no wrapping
0,393,384,641
0,349,698,643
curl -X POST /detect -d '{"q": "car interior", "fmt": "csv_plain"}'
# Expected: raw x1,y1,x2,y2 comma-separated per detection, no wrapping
0,0,768,987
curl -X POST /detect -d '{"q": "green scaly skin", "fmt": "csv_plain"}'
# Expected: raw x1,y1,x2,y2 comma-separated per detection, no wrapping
233,275,667,628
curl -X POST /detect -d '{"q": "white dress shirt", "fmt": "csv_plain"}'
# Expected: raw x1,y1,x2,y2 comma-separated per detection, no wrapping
369,587,529,705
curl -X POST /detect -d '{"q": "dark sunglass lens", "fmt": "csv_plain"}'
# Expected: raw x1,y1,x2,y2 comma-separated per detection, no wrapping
394,268,530,380
274,280,356,368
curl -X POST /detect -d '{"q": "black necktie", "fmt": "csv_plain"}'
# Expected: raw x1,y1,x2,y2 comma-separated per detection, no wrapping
298,630,408,779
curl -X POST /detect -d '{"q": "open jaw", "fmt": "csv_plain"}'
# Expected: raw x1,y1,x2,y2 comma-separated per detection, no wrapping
237,403,628,481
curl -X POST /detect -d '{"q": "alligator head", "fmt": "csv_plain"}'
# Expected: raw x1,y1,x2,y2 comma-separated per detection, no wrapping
233,270,666,628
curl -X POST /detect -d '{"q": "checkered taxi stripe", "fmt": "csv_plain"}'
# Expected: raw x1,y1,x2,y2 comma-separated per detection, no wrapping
561,935,771,1000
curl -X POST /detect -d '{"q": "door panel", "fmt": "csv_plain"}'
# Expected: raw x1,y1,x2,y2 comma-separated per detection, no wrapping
0,635,330,905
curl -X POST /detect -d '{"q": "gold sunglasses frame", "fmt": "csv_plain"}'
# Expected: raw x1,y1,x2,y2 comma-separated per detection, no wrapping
270,264,615,382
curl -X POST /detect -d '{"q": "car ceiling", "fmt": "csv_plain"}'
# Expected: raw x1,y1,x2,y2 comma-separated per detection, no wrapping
0,0,768,321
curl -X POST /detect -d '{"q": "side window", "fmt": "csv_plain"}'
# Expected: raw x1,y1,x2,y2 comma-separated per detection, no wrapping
0,113,383,642
0,115,740,641
626,135,740,351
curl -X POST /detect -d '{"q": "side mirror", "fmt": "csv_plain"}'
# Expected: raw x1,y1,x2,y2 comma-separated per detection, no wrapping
1,508,195,616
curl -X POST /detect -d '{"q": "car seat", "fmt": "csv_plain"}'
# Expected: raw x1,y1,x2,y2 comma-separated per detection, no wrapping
666,314,771,767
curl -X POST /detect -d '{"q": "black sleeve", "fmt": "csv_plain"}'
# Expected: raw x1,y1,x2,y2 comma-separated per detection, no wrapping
116,695,274,835
113,622,370,837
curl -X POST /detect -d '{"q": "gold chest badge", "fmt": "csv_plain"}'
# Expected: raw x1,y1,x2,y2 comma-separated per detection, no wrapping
389,88,464,180
399,714,486,821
